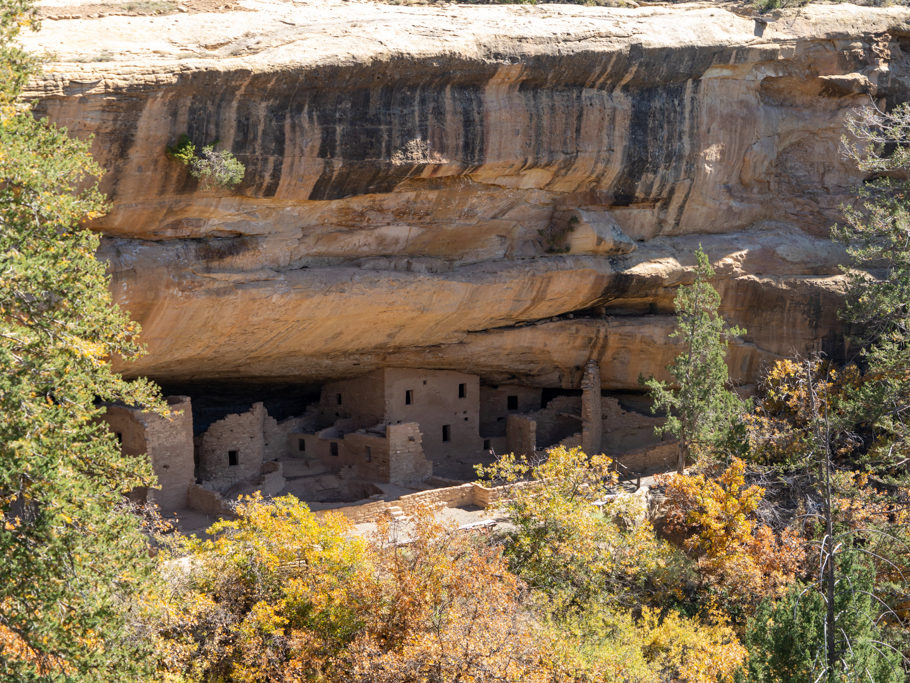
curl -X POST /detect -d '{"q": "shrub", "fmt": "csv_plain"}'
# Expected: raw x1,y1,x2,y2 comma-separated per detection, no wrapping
149,495,555,681
190,145,245,189
657,459,806,609
166,134,245,190
744,551,903,682
478,447,695,614
544,603,747,682
165,133,195,164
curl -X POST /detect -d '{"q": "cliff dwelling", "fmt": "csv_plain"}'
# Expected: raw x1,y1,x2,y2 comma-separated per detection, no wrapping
101,362,673,520
44,0,890,527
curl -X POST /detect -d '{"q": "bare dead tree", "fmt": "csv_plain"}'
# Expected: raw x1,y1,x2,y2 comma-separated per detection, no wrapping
805,358,838,674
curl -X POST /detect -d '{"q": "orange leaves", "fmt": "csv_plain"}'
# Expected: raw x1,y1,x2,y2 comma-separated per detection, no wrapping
658,459,806,604
333,506,548,682
746,358,861,465
658,458,763,552
0,623,63,677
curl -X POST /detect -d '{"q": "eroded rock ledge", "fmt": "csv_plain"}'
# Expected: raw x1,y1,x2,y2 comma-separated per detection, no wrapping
22,1,910,388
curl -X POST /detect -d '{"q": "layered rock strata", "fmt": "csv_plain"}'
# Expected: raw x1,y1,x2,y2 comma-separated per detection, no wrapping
22,1,910,388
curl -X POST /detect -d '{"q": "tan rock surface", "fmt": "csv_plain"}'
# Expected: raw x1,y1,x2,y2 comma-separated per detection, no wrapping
20,1,910,387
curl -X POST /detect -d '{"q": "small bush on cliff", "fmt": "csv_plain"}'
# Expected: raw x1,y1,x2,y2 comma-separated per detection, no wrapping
166,134,245,190
753,0,811,14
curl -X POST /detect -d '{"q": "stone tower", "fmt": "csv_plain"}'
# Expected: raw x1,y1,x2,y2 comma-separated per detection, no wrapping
581,360,602,455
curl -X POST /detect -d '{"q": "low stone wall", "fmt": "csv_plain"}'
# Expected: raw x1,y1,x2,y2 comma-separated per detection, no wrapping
614,442,677,475
186,484,236,517
315,480,535,524
316,482,490,524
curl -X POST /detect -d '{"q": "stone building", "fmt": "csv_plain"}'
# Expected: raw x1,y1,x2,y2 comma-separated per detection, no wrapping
298,368,565,481
197,402,269,491
311,367,483,468
99,364,625,513
478,384,543,453
295,422,431,486
101,395,195,513
196,401,311,493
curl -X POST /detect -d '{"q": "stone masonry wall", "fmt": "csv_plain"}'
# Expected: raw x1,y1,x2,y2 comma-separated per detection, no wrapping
102,395,195,513
527,395,582,447
103,408,147,459
199,402,267,492
143,396,196,512
315,480,540,524
581,360,603,455
319,372,386,429
342,430,392,481
383,368,482,465
506,414,536,458
387,422,432,486
479,384,543,437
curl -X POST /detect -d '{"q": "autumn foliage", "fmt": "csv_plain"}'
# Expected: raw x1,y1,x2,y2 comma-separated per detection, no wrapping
657,459,805,605
149,495,551,682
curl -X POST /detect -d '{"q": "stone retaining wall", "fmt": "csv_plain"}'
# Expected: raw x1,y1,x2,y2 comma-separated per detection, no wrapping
314,480,531,524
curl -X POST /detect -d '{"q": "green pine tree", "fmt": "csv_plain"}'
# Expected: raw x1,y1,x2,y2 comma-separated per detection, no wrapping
744,549,903,683
644,247,746,473
835,102,910,475
0,1,164,678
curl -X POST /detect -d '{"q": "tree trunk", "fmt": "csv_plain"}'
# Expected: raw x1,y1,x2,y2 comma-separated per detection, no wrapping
806,360,837,673
676,442,688,475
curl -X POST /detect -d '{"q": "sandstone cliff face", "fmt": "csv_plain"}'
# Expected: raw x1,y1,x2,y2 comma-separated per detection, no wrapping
22,1,910,389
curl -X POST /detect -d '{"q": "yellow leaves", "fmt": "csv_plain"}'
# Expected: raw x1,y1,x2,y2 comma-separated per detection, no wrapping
152,494,553,682
658,459,806,604
57,335,106,367
640,607,747,683
749,358,866,465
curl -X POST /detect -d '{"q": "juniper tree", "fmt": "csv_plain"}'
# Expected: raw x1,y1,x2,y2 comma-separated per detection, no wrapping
744,548,902,683
835,102,910,475
0,1,164,678
644,247,746,473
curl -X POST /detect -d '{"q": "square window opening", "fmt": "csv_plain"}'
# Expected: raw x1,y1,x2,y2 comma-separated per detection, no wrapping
330,442,339,457
228,450,239,467
483,439,491,450
442,425,451,442
507,395,518,410
298,438,306,452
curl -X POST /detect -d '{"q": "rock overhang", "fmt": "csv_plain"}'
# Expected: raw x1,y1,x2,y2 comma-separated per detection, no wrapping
19,0,908,387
